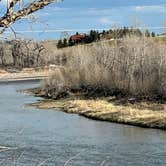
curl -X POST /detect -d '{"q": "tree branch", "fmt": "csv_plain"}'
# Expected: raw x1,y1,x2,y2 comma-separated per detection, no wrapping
0,0,62,29
7,0,20,15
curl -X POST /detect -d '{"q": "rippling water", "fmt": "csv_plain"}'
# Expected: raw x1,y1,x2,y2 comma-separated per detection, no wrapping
0,81,166,165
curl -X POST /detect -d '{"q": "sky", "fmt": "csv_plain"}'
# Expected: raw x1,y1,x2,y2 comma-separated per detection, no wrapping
0,0,166,40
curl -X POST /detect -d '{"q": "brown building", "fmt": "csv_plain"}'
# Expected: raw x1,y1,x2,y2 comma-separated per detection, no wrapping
70,34,86,43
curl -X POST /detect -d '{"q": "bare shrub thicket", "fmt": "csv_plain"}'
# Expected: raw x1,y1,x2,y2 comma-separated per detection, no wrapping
44,37,166,98
0,39,67,69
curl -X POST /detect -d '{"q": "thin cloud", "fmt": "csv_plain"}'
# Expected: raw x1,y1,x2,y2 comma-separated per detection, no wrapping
98,17,117,25
35,7,69,17
87,8,112,15
133,5,166,13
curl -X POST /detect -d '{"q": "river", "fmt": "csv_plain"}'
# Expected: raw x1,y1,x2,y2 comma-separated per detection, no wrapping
0,81,166,166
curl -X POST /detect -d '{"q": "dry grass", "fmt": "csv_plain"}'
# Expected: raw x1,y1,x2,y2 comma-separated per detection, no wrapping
30,98,166,129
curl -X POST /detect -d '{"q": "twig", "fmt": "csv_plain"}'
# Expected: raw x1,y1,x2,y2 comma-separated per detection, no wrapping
63,149,86,166
13,151,25,166
37,158,50,166
10,26,17,38
100,160,107,166
0,159,6,165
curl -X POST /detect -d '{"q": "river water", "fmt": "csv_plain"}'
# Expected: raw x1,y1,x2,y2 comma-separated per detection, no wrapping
0,81,166,166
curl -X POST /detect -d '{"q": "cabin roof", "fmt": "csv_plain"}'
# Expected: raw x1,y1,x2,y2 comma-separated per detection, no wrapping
70,34,86,40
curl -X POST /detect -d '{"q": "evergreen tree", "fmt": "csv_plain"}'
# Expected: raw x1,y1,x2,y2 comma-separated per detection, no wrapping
63,38,68,47
145,29,150,37
57,40,63,48
68,38,74,46
151,32,156,37
90,30,96,42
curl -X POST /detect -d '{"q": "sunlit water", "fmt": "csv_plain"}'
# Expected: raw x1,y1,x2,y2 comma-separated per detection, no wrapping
0,81,166,165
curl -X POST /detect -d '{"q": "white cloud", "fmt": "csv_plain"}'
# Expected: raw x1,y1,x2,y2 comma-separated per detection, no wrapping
51,7,69,12
133,5,166,13
98,17,119,25
99,17,112,24
87,8,112,15
36,7,68,17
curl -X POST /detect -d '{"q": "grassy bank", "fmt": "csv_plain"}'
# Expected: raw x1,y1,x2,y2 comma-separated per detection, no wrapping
29,96,166,129
28,36,166,129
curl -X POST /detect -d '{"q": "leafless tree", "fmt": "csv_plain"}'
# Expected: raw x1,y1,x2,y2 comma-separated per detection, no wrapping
0,43,4,66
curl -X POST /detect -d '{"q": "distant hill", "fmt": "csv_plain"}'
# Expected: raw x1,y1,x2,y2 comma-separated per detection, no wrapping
57,27,155,48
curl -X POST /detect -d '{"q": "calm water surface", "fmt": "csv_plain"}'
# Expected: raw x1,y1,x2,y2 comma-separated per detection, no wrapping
0,81,166,165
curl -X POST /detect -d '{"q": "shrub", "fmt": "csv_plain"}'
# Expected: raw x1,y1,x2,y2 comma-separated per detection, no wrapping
43,37,166,100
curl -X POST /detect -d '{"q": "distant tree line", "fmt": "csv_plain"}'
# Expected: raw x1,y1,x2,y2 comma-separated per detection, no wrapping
0,39,64,69
57,30,100,48
57,27,156,48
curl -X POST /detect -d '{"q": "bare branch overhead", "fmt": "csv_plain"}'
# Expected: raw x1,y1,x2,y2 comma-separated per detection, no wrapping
0,0,63,32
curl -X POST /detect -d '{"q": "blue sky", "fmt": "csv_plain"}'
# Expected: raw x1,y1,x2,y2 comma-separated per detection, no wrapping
1,0,166,40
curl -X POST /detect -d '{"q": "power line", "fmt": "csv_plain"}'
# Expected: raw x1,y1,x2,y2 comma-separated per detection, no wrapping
2,27,166,34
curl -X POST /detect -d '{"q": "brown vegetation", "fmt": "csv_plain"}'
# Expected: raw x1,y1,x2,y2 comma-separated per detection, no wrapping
29,98,166,129
0,39,67,70
42,37,166,101
27,36,166,129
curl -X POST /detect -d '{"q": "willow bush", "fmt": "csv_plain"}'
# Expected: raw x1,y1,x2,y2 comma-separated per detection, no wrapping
43,37,166,99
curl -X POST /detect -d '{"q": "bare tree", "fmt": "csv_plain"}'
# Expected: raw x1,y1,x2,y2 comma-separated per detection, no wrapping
0,0,63,34
0,43,4,66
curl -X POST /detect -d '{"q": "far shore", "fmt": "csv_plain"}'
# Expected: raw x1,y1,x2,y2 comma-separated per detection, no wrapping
0,76,46,83
0,66,58,83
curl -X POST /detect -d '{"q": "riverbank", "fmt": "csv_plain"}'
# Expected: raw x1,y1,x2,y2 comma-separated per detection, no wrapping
0,66,57,82
29,95,166,130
